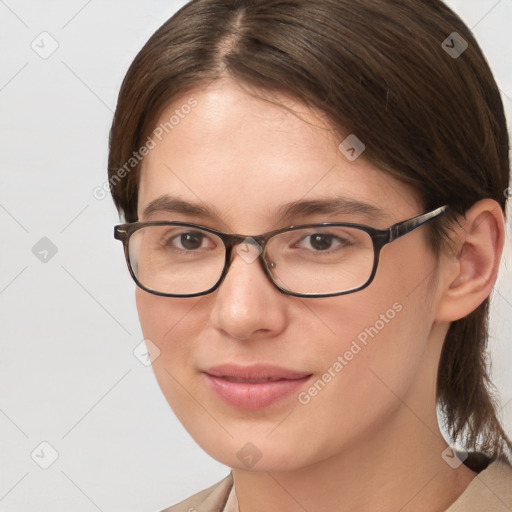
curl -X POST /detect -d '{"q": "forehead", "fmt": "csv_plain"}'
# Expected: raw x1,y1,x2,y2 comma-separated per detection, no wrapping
137,79,420,229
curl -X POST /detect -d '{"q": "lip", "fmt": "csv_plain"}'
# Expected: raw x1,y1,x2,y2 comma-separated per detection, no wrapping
202,364,312,409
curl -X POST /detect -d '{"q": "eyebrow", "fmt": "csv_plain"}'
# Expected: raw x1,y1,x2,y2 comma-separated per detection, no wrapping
275,197,389,222
143,195,218,219
142,194,389,224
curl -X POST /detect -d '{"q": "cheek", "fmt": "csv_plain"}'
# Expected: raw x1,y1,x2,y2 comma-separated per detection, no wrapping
135,288,204,346
135,289,223,444
135,288,174,343
135,288,203,400
285,292,431,457
303,254,435,408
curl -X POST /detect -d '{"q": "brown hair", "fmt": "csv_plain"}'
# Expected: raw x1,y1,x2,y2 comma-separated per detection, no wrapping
108,0,511,459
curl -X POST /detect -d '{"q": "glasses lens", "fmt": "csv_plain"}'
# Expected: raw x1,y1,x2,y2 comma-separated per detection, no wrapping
265,226,374,295
128,225,225,295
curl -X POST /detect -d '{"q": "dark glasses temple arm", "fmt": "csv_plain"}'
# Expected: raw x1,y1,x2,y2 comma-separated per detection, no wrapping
390,205,448,241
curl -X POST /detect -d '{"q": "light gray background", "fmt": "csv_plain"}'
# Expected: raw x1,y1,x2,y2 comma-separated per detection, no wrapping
0,1,511,511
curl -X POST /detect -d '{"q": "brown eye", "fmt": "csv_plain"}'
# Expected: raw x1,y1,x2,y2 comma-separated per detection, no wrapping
295,232,353,252
309,234,333,251
177,232,204,250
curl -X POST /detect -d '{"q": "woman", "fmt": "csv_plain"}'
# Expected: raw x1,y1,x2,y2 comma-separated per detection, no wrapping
108,1,511,510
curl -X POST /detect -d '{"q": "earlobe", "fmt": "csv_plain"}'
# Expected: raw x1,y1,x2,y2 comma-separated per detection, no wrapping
435,199,505,322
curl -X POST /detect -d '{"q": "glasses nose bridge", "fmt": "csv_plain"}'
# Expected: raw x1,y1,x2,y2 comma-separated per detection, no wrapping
221,233,270,277
221,230,273,255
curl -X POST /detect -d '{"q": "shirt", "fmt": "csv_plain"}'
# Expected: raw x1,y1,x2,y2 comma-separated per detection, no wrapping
161,455,512,512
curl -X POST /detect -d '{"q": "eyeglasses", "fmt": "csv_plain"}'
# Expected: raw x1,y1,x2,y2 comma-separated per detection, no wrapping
114,205,447,298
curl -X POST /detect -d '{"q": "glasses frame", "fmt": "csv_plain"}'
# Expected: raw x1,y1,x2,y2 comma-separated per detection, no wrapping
114,205,448,298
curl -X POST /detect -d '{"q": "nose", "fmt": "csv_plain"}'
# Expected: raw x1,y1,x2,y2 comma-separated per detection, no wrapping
209,241,288,341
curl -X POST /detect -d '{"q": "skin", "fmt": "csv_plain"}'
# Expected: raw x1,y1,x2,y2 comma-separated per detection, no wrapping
135,78,504,512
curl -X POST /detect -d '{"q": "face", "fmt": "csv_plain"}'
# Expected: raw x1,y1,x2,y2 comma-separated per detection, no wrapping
135,78,442,471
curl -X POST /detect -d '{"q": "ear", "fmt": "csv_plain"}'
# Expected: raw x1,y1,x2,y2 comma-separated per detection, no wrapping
435,198,505,322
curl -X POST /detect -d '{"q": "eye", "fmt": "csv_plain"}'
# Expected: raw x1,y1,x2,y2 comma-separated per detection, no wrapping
307,233,334,251
166,230,215,251
296,232,353,252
